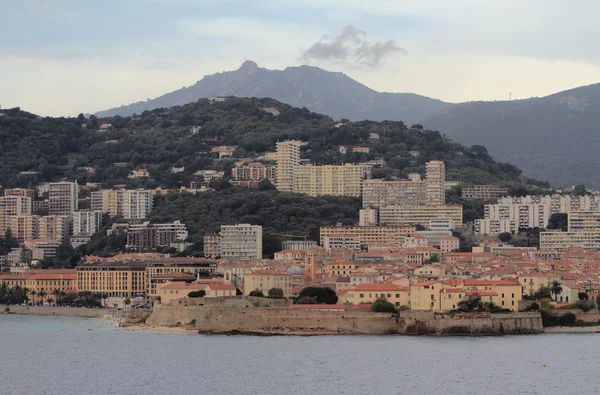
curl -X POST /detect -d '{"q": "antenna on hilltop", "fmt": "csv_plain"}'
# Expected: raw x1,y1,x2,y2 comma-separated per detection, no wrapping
509,92,512,101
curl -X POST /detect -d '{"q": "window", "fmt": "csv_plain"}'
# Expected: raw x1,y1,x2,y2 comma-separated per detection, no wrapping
359,294,364,298
512,293,514,298
511,301,515,306
502,293,505,298
501,301,505,306
387,294,391,298
448,294,452,299
395,294,400,298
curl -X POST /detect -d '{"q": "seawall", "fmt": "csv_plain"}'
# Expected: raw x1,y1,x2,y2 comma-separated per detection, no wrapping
146,305,543,335
3,306,150,324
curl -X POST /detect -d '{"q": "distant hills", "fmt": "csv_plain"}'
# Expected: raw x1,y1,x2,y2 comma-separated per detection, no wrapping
96,61,600,188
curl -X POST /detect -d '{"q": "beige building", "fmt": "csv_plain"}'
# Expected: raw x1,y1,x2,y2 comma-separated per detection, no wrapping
440,236,460,252
232,162,276,182
91,189,153,220
293,163,372,197
0,196,32,234
425,160,445,206
220,224,263,261
362,177,426,209
320,225,415,249
203,234,221,258
343,283,410,307
37,215,71,242
359,208,378,226
474,218,517,235
540,210,600,250
483,203,550,230
243,270,293,296
72,210,103,236
379,205,463,228
462,185,508,200
276,140,303,192
4,188,35,200
49,181,78,215
9,215,39,244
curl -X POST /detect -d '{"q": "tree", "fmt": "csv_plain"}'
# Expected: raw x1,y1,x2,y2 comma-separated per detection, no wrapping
498,232,512,243
547,213,568,231
38,290,46,305
455,296,484,312
47,297,54,305
371,298,397,313
102,293,109,308
296,296,317,304
268,288,284,299
52,289,61,306
573,184,588,196
298,287,338,304
124,298,131,309
578,292,589,301
188,290,206,298
249,289,264,297
30,290,37,306
596,294,600,310
550,280,563,302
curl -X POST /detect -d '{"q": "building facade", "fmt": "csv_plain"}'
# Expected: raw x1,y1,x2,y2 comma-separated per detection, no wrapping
276,140,302,192
73,210,103,236
379,206,463,228
49,181,78,215
0,196,32,234
91,189,153,220
320,225,416,249
361,177,426,208
243,270,293,296
462,185,508,200
425,160,445,206
293,163,372,197
220,224,263,261
126,221,188,250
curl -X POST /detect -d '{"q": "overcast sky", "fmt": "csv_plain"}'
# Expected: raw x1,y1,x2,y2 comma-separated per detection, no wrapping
3,0,600,116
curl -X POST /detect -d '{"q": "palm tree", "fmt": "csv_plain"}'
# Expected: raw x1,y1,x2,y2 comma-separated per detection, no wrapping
47,297,54,305
22,287,30,305
30,290,37,306
52,289,61,306
551,280,563,302
38,290,46,305
102,293,109,309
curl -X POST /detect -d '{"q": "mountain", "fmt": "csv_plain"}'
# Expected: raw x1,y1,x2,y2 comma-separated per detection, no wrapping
95,60,451,125
421,83,600,188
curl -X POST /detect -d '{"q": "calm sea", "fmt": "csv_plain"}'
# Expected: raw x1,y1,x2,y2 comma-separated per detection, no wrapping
0,314,598,395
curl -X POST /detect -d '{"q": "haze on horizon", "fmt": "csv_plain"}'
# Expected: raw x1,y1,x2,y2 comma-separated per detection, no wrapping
3,0,600,117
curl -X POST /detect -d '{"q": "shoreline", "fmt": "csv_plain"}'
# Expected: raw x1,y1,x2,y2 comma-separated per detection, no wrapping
544,326,600,334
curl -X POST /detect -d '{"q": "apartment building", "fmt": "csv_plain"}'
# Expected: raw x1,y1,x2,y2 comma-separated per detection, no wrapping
0,269,77,296
320,225,416,249
425,160,445,206
276,140,303,192
9,215,39,244
540,210,600,250
203,234,221,258
126,221,188,251
91,189,153,219
474,219,517,235
281,240,318,251
72,210,103,236
48,181,78,215
0,196,32,234
293,163,372,197
4,188,35,200
232,161,276,182
37,215,71,242
362,176,426,208
462,185,508,200
482,203,551,230
219,224,262,261
359,208,378,226
379,205,463,228
497,194,600,214
243,270,293,296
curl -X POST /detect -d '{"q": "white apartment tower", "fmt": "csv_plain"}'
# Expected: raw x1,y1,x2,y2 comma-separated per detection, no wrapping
49,181,78,215
276,140,302,192
73,210,103,236
220,224,263,261
426,160,445,207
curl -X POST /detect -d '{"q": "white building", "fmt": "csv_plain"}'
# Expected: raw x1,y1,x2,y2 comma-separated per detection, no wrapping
220,224,263,261
73,210,103,236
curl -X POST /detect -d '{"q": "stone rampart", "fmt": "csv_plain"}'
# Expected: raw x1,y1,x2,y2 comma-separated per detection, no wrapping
3,306,150,323
146,305,543,335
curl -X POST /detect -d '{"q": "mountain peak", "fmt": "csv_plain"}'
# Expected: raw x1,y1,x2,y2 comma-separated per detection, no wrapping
239,60,259,71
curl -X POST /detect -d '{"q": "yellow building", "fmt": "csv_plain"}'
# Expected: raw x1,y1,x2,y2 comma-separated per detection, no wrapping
9,215,39,244
425,160,445,206
0,196,32,234
326,261,357,277
37,215,71,242
462,280,523,311
293,163,372,197
379,205,463,228
77,262,147,298
361,178,426,208
0,269,77,303
276,140,302,192
517,273,561,296
243,270,293,297
320,225,415,249
343,283,410,307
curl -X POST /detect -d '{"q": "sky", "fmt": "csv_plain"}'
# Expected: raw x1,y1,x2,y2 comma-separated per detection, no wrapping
3,0,600,116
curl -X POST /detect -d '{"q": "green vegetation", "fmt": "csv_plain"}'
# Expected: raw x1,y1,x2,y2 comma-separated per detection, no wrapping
370,298,398,313
0,98,547,191
498,232,512,243
547,213,568,231
297,287,338,305
249,289,264,297
267,288,284,299
148,189,360,257
540,311,577,327
188,290,206,298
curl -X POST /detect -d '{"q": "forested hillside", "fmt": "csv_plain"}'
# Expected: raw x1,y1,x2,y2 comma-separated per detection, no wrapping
0,97,548,192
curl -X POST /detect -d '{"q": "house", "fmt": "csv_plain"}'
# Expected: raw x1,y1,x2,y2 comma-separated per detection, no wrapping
555,284,580,303
343,283,410,307
204,284,237,297
99,123,113,131
369,133,380,140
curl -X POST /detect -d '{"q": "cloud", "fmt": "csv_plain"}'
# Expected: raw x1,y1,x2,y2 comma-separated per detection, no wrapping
302,25,405,67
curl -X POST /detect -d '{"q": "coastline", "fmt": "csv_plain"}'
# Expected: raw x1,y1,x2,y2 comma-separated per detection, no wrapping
543,326,600,334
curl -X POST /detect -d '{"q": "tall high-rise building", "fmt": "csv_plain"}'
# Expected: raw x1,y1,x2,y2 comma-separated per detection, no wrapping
426,160,445,206
276,140,302,192
293,163,372,197
73,210,103,236
91,189,153,220
4,188,35,201
9,215,39,244
126,221,188,251
49,181,78,215
220,224,262,261
38,215,71,242
362,177,426,208
0,196,32,234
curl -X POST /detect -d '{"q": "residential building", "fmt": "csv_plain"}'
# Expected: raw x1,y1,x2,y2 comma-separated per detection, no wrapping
9,215,39,244
243,270,293,296
462,185,508,200
440,236,460,252
540,210,600,250
4,188,35,200
293,163,372,197
497,194,600,214
281,240,318,251
27,239,61,260
48,181,78,215
0,196,32,233
379,205,463,228
77,261,147,298
91,189,153,219
220,224,262,261
126,221,188,251
415,229,453,247
343,283,410,307
73,210,103,236
425,160,445,206
232,161,276,182
359,208,378,226
37,215,71,242
203,234,221,258
474,218,517,235
479,203,551,231
361,177,426,208
320,225,415,249
0,269,77,297
276,140,303,192
128,169,150,178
